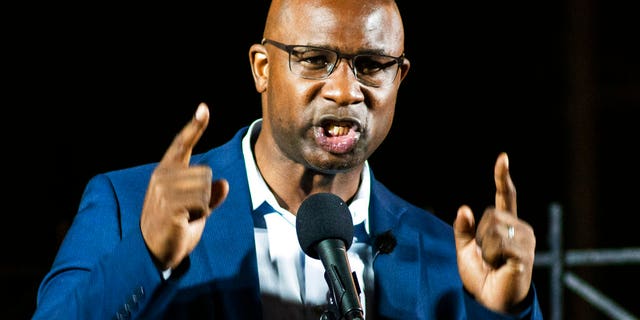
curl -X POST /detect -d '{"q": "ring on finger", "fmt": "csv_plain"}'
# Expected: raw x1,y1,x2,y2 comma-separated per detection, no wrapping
507,225,515,240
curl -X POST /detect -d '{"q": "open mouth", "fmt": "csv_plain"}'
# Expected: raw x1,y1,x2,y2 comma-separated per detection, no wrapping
324,121,356,137
316,119,361,154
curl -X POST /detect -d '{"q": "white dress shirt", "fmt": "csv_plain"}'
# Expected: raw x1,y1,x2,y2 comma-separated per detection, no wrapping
242,119,373,318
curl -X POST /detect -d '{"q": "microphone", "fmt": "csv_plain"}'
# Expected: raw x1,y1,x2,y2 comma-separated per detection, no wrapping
296,193,364,320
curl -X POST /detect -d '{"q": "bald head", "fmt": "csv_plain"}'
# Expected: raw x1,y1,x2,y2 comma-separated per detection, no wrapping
263,0,404,55
247,0,410,204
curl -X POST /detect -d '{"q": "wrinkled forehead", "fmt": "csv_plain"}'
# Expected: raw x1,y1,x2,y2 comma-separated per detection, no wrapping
267,0,404,54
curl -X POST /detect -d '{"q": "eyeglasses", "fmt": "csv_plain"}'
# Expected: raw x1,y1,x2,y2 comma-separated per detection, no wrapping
261,38,404,88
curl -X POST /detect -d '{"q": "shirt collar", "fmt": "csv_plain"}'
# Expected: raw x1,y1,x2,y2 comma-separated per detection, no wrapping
242,119,370,231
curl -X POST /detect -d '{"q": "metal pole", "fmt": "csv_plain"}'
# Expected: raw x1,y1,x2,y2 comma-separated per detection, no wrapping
549,202,564,320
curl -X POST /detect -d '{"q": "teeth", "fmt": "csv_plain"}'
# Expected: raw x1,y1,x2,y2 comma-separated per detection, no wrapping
327,124,349,136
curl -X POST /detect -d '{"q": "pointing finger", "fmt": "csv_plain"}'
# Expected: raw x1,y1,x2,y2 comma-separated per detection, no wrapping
494,152,517,217
159,102,210,168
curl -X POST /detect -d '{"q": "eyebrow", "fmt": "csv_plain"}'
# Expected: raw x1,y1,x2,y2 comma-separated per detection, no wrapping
303,43,393,57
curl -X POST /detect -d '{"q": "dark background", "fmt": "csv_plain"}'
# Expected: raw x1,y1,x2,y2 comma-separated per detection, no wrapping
4,1,638,319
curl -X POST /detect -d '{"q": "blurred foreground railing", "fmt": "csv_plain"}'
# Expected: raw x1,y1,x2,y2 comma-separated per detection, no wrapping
534,203,640,320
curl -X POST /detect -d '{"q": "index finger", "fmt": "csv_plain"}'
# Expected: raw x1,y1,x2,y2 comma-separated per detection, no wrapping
158,102,210,168
494,152,517,217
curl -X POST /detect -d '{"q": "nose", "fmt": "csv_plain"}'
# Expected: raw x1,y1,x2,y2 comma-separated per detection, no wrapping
322,58,364,105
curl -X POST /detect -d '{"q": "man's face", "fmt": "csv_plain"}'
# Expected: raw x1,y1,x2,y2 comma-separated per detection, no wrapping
261,0,408,174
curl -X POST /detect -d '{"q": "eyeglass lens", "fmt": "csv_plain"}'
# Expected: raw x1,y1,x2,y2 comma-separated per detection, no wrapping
289,46,399,86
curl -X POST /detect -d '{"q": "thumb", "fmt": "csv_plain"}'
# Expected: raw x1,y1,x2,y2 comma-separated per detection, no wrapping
453,205,476,247
209,179,230,210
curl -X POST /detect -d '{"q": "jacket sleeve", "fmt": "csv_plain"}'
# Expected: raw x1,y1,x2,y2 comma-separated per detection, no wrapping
463,284,545,320
32,174,177,320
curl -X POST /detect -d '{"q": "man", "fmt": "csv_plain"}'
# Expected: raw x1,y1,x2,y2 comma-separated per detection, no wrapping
33,0,543,319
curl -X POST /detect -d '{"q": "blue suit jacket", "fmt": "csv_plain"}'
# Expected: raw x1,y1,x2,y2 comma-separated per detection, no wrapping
33,126,543,319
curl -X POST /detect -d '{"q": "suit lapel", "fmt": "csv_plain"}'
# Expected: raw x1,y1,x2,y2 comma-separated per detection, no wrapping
369,179,422,317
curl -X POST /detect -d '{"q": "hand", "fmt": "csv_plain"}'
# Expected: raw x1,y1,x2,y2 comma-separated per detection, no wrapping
453,152,536,313
140,102,229,270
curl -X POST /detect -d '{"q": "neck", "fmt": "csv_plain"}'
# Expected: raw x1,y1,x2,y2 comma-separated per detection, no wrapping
254,135,363,215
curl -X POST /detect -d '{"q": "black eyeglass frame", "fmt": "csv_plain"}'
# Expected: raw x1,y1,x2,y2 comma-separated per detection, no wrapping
261,38,405,87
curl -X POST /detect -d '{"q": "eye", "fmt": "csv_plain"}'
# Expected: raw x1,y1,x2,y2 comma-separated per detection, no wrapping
291,48,334,70
355,56,397,74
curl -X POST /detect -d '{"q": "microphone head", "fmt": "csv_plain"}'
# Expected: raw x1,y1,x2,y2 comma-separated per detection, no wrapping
296,192,354,259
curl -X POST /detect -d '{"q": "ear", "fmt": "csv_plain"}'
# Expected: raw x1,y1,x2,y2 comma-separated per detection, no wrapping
398,57,411,82
249,43,269,93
